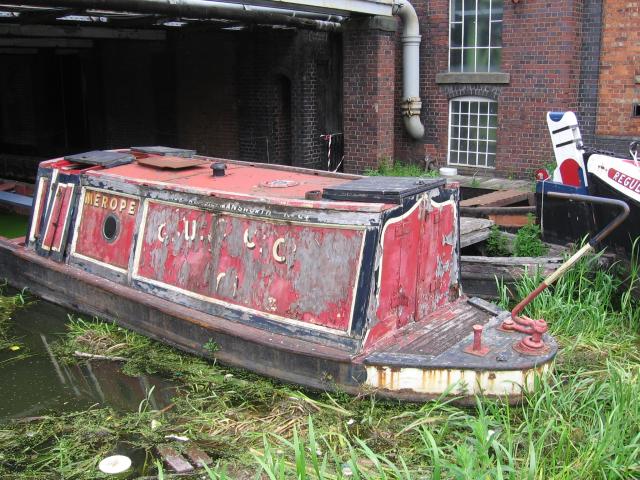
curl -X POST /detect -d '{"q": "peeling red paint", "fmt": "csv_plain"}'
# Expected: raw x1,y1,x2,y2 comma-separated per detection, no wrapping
136,201,364,330
41,183,73,252
74,189,139,270
367,196,457,349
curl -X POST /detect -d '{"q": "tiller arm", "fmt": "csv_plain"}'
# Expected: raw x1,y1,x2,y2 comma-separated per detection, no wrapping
501,192,630,355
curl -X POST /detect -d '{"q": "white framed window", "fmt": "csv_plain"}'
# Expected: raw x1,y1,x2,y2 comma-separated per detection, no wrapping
448,97,497,168
449,0,503,72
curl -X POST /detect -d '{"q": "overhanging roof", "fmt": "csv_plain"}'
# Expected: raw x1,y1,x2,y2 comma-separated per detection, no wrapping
0,0,396,33
227,0,394,16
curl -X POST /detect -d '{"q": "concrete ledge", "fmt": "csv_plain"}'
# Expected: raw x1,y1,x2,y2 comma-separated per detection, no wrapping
435,72,510,84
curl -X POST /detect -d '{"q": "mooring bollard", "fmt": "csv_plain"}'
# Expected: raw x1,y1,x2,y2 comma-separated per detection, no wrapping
464,323,489,356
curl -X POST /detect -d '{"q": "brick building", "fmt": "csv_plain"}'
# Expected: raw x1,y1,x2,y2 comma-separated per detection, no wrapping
0,0,638,181
345,0,639,177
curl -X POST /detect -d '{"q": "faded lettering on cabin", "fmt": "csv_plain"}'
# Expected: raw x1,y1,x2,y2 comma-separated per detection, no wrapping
84,190,138,215
136,201,364,330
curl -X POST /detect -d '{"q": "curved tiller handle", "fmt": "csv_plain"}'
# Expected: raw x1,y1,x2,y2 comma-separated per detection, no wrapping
501,193,629,354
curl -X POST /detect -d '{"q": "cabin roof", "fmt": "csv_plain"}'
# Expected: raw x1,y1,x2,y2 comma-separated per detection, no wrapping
83,155,396,213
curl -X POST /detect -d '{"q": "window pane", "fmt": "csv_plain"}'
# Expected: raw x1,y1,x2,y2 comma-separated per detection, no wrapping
450,49,462,71
451,22,463,47
463,49,475,72
463,15,477,48
464,0,476,15
452,101,460,114
489,102,498,116
489,48,501,72
491,21,502,47
460,101,469,114
479,102,488,114
451,126,459,139
477,0,491,46
453,0,463,21
470,102,479,114
476,48,490,72
486,153,496,167
488,127,497,142
491,0,503,21
477,20,490,47
468,152,477,166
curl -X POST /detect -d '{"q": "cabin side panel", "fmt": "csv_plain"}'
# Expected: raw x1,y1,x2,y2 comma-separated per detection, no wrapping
134,201,365,331
71,188,140,271
365,194,458,349
415,199,457,320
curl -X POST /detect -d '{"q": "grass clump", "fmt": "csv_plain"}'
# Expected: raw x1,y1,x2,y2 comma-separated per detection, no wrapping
1,248,639,479
485,225,511,256
365,158,438,177
513,215,548,257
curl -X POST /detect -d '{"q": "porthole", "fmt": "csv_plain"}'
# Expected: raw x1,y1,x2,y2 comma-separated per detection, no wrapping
103,214,120,243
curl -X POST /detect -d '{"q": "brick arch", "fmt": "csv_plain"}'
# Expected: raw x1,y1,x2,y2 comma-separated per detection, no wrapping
442,85,502,101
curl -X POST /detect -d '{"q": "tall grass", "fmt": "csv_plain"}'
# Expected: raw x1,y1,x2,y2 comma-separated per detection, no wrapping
1,247,638,479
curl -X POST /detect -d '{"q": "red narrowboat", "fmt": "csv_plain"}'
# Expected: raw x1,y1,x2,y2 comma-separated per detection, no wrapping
0,147,557,402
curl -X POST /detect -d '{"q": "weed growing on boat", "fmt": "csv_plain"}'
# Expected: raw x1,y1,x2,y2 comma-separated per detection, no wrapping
485,225,511,256
513,215,548,257
365,159,438,178
1,252,638,479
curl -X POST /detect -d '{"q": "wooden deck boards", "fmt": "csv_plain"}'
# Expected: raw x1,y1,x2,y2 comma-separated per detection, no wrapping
374,300,493,356
460,189,532,208
459,217,494,248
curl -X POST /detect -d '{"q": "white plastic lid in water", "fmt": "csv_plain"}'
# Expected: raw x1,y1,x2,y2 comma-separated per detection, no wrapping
98,455,132,474
439,167,458,176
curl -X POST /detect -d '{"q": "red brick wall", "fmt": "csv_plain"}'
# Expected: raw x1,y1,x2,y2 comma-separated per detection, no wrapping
342,19,396,174
392,0,583,178
596,0,640,137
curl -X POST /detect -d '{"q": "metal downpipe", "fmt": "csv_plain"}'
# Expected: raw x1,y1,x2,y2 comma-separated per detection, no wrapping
394,0,425,140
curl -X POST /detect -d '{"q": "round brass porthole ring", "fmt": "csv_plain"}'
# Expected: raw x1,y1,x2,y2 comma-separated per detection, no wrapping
102,213,121,243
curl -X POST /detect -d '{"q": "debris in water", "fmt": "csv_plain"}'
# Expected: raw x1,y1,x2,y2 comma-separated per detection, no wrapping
98,455,132,474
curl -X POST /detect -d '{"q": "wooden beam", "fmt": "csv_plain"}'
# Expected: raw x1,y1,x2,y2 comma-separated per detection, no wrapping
0,23,166,40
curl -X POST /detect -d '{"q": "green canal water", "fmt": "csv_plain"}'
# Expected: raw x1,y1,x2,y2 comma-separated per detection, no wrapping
0,213,175,422
0,212,29,239
0,299,176,423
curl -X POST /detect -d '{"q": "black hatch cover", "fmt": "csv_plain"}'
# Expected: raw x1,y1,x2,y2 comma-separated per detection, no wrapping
65,150,134,168
322,176,445,204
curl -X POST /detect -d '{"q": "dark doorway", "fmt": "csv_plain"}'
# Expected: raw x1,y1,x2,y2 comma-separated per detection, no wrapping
58,54,90,152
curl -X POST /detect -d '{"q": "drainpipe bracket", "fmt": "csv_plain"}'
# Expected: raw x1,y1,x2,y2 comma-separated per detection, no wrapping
401,97,422,117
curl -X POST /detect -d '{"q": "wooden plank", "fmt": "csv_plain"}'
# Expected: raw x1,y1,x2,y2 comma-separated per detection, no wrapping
488,214,530,228
460,217,493,235
460,189,530,208
156,446,194,474
185,446,213,468
459,217,493,248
